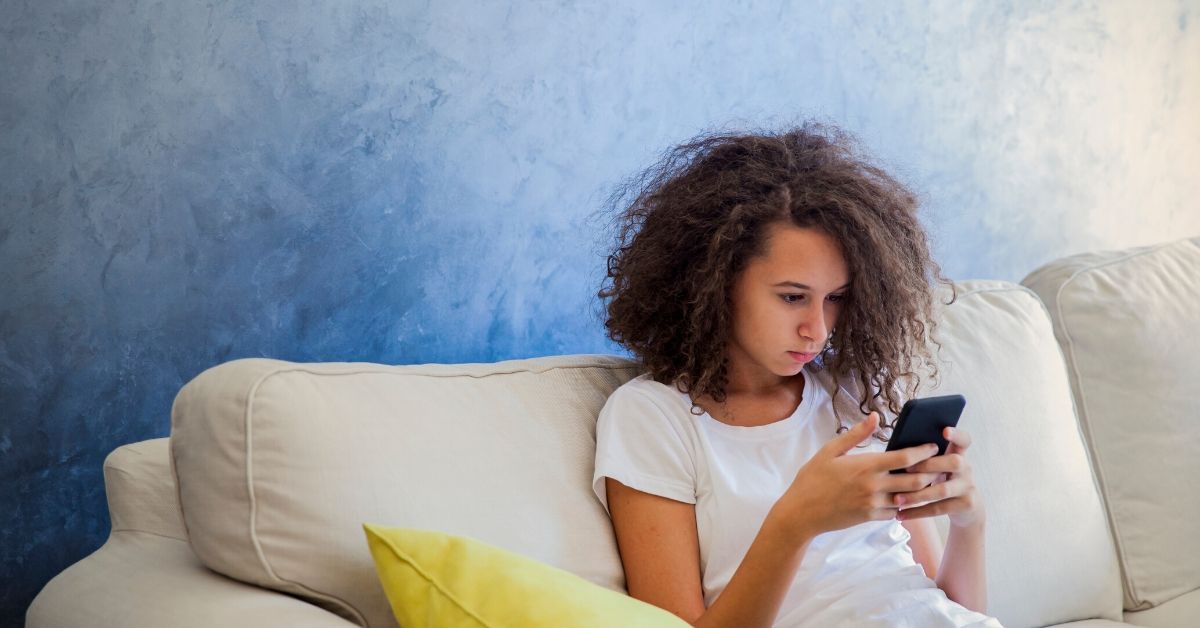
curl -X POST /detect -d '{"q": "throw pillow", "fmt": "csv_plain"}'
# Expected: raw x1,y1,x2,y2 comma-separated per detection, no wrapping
362,522,690,627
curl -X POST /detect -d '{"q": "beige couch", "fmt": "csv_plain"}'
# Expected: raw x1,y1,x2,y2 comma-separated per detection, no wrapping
28,237,1199,628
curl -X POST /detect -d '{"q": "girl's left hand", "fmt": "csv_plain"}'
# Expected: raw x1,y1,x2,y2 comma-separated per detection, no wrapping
894,426,985,528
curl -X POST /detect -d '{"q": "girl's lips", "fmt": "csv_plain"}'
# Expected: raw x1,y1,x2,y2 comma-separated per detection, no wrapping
788,351,817,362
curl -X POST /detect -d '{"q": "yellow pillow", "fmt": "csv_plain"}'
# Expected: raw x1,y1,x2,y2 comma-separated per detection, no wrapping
362,522,691,628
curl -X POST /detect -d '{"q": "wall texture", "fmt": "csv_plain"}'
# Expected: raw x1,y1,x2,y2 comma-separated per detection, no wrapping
2,0,1197,623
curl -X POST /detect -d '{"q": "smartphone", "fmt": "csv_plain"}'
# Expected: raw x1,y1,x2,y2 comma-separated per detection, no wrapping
883,394,966,474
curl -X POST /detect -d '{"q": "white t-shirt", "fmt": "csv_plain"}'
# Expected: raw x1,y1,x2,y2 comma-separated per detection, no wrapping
592,366,1004,628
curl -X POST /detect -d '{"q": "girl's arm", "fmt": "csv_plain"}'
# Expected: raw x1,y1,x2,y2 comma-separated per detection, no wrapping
606,477,818,628
934,516,987,612
692,505,818,628
896,425,988,613
901,516,944,579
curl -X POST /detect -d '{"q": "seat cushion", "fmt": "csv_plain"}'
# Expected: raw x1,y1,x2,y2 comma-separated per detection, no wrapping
1022,237,1200,612
170,355,640,628
867,280,1124,628
1123,587,1200,628
1044,621,1145,628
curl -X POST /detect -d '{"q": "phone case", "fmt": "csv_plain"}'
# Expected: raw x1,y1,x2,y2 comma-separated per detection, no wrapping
883,394,966,474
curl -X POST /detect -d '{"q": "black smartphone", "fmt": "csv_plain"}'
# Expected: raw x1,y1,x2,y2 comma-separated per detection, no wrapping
883,394,966,474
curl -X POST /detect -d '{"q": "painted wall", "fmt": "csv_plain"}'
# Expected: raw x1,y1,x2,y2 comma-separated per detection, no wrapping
2,0,1197,622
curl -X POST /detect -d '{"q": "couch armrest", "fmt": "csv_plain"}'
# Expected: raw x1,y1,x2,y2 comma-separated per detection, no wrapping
104,437,188,540
27,530,359,628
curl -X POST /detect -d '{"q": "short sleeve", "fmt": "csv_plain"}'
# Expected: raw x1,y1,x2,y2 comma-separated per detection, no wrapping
592,382,698,516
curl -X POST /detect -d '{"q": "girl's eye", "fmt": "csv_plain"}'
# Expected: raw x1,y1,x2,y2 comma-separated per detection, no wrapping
777,295,844,304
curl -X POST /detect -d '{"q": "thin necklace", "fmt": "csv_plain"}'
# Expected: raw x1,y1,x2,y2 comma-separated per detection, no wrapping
719,397,735,424
718,372,805,425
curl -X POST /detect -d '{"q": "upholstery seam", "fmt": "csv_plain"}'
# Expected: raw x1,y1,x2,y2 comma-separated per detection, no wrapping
369,529,494,627
110,527,189,542
957,281,1137,610
243,370,371,627
241,356,642,382
1045,244,1185,607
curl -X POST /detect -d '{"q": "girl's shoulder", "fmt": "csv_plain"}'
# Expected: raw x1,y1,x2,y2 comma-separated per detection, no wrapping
602,373,701,426
609,372,689,408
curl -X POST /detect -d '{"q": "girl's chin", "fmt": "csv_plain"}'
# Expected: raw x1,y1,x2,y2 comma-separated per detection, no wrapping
775,359,806,374
783,354,810,368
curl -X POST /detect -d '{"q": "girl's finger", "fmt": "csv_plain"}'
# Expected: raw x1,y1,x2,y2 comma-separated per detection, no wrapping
944,426,972,454
894,477,967,508
906,454,968,475
897,495,967,520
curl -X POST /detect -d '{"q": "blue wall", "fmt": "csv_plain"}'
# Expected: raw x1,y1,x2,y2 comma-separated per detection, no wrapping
2,0,1198,623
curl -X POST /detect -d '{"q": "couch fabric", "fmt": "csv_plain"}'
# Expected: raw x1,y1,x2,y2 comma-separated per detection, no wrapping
1021,236,1200,623
895,280,1124,627
25,439,356,628
103,438,187,541
169,356,640,627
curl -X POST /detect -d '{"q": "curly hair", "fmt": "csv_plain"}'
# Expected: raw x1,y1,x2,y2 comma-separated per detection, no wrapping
596,121,956,440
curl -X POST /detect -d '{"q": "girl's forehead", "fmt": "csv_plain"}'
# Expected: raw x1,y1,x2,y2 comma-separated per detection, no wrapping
744,256,851,290
755,237,850,283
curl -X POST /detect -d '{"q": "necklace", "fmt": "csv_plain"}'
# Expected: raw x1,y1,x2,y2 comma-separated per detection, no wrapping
718,397,735,424
715,373,805,425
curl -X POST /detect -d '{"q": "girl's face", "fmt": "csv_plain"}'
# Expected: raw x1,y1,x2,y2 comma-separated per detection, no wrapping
726,222,850,392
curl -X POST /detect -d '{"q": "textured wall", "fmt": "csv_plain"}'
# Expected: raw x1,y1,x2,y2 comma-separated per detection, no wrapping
2,0,1198,623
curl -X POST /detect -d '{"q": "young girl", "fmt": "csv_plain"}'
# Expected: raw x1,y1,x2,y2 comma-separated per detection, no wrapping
592,123,1002,627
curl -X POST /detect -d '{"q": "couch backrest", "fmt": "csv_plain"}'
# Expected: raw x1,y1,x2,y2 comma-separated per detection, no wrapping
170,279,1124,628
898,279,1124,627
1022,236,1200,612
170,355,641,628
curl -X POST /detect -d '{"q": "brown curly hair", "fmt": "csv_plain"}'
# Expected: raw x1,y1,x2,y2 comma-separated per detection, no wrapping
596,121,956,439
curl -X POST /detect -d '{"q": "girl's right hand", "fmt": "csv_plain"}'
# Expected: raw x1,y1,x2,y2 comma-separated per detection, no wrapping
769,412,941,544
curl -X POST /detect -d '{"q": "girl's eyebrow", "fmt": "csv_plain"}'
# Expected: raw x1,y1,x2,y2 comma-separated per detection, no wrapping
773,281,851,290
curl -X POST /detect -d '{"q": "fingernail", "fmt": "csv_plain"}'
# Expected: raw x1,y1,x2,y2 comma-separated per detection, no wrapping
895,496,906,505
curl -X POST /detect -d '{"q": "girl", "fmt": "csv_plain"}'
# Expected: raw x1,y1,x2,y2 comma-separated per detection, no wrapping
592,123,1001,627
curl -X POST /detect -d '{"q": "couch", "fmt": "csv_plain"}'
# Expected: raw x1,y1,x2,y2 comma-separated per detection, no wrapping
27,236,1199,628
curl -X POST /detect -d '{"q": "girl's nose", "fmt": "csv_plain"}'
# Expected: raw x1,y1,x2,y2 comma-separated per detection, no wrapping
799,307,828,343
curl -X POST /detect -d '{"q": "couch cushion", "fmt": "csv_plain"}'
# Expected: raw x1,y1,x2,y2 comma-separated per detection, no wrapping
892,280,1124,627
1022,236,1200,612
170,355,640,628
